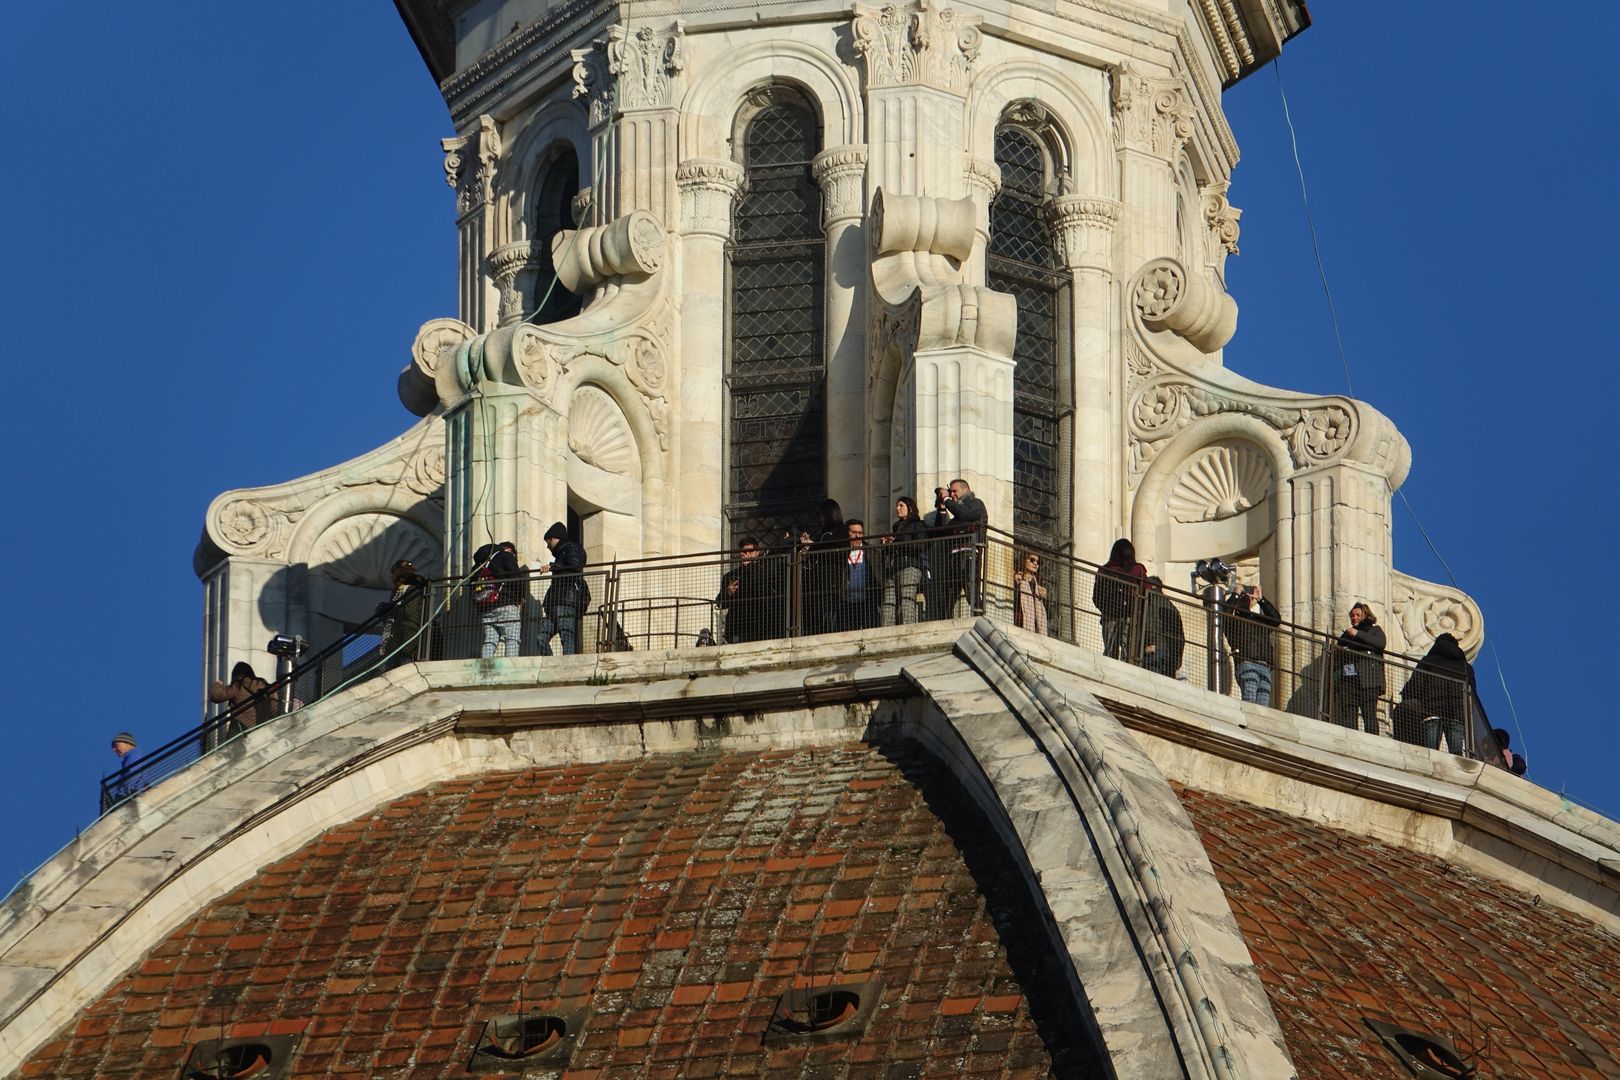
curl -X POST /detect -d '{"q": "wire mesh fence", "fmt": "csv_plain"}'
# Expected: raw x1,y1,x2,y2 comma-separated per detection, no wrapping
101,527,1504,812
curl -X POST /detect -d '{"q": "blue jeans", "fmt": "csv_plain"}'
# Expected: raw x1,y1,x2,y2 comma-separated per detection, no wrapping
1423,715,1466,755
481,604,521,658
537,605,580,655
1236,661,1272,707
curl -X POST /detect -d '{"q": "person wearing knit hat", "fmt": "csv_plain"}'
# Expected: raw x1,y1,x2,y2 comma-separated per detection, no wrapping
535,521,590,656
105,733,143,809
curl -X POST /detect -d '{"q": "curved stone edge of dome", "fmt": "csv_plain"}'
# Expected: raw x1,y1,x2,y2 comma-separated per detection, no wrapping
4,623,1618,1075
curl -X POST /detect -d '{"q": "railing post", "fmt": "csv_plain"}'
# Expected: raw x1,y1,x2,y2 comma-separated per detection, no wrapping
1127,585,1145,666
788,543,802,637
1319,636,1335,724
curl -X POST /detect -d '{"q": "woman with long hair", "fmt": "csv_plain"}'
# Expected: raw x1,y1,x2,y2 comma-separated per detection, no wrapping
881,495,928,625
1092,538,1146,659
1013,549,1050,635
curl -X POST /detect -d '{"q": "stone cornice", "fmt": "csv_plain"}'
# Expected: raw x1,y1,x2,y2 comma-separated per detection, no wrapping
443,0,614,124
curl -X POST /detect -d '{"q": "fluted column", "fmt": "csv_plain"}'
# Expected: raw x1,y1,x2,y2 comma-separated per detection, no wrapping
813,145,870,517
676,158,745,552
441,115,503,333
1051,195,1122,566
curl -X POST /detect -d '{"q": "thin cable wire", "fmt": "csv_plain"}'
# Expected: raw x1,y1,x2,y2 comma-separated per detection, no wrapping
1272,58,1527,756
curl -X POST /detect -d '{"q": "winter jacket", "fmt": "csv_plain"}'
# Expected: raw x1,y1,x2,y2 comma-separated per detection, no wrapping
1143,590,1186,672
1334,618,1387,696
543,540,591,614
1220,593,1281,666
1093,559,1146,619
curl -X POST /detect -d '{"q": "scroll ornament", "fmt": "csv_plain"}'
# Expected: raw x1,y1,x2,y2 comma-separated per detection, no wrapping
1128,377,1355,472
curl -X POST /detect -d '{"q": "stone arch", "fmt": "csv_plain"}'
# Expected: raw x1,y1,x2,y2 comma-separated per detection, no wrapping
1131,413,1295,610
285,491,445,575
967,62,1113,196
496,99,590,245
677,40,861,161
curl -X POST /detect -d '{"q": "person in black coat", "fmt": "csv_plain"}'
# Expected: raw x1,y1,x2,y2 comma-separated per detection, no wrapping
880,496,929,626
716,537,773,643
1393,632,1475,753
1220,584,1281,707
1140,576,1185,678
535,522,590,655
1332,602,1386,734
804,500,847,635
929,479,987,619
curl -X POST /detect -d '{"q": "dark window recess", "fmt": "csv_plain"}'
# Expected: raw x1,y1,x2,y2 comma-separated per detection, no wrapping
527,147,583,324
727,92,826,544
989,123,1068,554
1365,1018,1479,1079
181,1035,298,1079
469,1007,590,1074
763,977,884,1044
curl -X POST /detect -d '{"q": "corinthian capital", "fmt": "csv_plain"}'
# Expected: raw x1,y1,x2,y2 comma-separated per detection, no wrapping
1111,63,1195,159
606,21,685,110
852,0,982,95
440,114,502,216
1049,196,1121,272
677,159,746,237
811,146,868,226
1202,181,1241,257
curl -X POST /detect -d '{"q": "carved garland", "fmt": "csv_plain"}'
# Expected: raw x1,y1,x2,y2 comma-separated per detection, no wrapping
1127,375,1355,476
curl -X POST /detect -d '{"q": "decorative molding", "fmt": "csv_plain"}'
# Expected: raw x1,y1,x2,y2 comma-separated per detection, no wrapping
1166,443,1272,522
486,241,537,326
1111,63,1195,160
1202,181,1241,257
677,158,747,236
572,21,685,128
852,1,982,95
811,146,868,225
1048,195,1120,272
307,512,443,585
1127,375,1356,477
440,115,502,216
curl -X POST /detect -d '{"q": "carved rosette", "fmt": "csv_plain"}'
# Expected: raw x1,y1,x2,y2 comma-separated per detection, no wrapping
486,241,537,326
440,115,502,216
1131,257,1237,353
512,325,557,402
1111,63,1195,159
406,443,448,497
1390,572,1484,655
852,1,982,95
677,159,746,237
1049,196,1120,272
217,499,273,549
811,146,868,226
411,318,476,379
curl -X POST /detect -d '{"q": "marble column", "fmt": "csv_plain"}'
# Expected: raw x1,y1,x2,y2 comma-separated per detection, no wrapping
1051,195,1122,566
675,158,745,553
442,115,503,333
813,146,870,518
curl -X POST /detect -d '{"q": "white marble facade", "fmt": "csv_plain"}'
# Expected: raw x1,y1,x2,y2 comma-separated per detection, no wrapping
195,0,1480,703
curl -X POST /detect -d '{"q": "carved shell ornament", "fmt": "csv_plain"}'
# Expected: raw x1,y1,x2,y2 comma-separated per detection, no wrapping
567,385,638,476
1167,444,1272,523
308,513,441,587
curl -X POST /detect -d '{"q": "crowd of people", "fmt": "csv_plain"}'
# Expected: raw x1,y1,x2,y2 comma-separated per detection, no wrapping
715,482,987,644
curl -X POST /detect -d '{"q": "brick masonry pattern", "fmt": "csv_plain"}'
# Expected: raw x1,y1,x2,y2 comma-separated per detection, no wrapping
23,744,1099,1078
1175,783,1620,1079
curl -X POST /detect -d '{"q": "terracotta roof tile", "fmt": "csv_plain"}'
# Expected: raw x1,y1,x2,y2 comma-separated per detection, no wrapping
26,745,1101,1078
1175,783,1620,1079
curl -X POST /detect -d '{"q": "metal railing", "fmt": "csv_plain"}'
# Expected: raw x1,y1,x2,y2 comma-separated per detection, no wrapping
101,526,1502,810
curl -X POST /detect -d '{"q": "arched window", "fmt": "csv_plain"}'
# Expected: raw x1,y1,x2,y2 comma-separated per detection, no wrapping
526,146,583,324
989,119,1069,552
726,88,825,542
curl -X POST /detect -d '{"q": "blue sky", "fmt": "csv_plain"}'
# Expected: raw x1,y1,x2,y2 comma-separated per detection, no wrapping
1,2,1614,889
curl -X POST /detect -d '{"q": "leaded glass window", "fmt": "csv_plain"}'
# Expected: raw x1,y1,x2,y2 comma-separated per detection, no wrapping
526,147,583,324
989,122,1069,551
726,91,825,543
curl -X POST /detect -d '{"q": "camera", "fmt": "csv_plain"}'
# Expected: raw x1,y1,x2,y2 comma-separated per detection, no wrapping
935,486,949,507
267,633,309,658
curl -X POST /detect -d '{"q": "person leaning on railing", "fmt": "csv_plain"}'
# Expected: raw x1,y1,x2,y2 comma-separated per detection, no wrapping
1332,602,1386,734
207,661,273,731
1392,632,1475,754
716,537,772,644
379,559,429,669
1093,539,1147,658
879,496,928,626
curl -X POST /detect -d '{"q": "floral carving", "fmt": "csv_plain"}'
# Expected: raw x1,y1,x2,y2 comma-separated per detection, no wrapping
218,500,272,548
407,444,447,497
570,43,614,127
1133,385,1184,434
1390,572,1484,655
853,1,982,95
513,326,556,401
1112,63,1195,159
412,319,475,377
606,22,685,110
627,335,666,395
1135,263,1183,320
440,115,501,216
1128,378,1354,476
1290,406,1353,463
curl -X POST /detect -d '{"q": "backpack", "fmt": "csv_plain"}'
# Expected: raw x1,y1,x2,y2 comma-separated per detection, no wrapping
473,561,500,606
